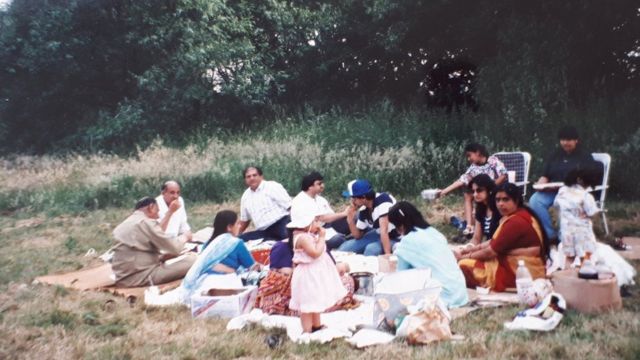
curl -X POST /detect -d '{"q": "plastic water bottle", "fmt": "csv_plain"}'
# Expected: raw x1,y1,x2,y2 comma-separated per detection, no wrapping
515,259,533,305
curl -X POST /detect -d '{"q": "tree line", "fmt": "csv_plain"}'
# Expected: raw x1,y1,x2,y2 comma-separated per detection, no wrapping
0,0,638,154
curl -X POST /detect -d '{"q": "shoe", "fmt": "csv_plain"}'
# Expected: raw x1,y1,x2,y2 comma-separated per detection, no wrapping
449,216,466,231
504,293,566,332
612,238,631,251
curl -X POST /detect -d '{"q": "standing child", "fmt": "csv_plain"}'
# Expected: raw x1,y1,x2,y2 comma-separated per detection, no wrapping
288,212,347,333
554,167,601,268
437,143,508,235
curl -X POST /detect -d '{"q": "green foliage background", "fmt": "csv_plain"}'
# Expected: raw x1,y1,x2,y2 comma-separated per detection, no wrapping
1,0,639,202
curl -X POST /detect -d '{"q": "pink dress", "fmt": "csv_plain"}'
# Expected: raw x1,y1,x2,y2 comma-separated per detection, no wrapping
289,233,348,313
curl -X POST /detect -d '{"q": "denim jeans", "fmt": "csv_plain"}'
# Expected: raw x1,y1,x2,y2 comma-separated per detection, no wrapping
326,233,347,250
239,215,290,241
338,229,398,256
528,191,558,240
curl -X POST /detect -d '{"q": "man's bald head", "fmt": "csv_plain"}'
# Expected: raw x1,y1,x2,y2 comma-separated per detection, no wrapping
161,180,181,205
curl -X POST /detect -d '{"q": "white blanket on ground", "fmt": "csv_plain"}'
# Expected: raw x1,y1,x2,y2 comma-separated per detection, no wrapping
549,242,636,286
227,297,381,344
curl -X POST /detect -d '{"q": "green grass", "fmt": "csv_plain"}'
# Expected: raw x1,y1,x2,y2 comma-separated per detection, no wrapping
0,200,638,359
2,104,640,216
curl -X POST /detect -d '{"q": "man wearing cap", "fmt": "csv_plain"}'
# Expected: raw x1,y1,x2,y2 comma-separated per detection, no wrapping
338,179,399,256
291,171,350,250
111,197,197,287
529,126,597,241
155,180,193,241
238,166,292,241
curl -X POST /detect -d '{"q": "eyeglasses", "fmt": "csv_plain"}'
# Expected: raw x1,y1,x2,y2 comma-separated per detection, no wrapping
495,196,512,203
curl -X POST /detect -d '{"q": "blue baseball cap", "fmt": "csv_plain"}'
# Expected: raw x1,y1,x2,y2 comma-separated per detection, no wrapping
342,179,373,198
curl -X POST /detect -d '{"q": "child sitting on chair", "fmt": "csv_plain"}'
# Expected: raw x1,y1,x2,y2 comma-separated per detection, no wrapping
554,167,601,268
438,143,508,235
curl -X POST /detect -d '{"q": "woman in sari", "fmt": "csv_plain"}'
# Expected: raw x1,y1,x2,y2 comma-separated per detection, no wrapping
145,210,258,306
456,183,549,291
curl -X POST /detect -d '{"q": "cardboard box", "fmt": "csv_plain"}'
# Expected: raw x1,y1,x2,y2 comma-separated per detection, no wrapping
191,285,258,319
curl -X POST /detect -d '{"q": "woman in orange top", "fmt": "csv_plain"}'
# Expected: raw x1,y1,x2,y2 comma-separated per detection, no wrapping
456,183,549,291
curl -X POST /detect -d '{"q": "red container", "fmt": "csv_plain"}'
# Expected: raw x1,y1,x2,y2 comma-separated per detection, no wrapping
251,249,271,265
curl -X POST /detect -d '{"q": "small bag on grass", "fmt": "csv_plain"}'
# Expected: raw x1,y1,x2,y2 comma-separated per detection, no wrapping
395,294,452,345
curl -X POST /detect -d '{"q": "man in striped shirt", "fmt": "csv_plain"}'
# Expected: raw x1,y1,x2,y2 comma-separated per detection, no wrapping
238,166,292,241
338,179,399,256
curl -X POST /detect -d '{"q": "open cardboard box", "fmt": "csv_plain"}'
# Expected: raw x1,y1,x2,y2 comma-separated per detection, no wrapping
191,285,258,319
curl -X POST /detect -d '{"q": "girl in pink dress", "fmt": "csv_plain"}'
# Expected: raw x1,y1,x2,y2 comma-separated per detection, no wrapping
287,212,347,333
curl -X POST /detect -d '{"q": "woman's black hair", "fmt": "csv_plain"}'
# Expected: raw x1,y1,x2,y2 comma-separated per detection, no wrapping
494,182,524,207
203,210,238,249
470,174,496,193
388,201,430,233
464,143,489,158
300,171,323,191
135,197,156,210
470,174,499,237
494,183,551,259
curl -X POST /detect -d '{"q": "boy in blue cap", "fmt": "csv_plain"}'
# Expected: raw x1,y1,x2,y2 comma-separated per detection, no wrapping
338,179,399,256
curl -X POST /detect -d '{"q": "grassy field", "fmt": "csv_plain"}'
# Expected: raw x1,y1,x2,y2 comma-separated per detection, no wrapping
1,196,639,359
1,121,639,359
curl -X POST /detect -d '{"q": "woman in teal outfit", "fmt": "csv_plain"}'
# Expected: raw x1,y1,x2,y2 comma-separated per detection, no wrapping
389,201,468,308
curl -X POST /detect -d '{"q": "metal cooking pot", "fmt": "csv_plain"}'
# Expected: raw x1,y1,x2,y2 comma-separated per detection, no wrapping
351,272,374,296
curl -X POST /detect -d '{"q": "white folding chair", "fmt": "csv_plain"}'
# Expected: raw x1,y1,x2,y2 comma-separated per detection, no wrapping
493,151,532,196
591,153,611,235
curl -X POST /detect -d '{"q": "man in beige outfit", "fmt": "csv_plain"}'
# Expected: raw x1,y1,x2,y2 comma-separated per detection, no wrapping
111,197,197,287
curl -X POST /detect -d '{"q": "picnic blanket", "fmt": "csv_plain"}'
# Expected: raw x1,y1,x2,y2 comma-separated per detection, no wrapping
33,263,181,301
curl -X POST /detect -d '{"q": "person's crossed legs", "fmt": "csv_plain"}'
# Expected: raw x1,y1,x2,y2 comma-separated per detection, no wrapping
338,230,397,256
239,215,290,241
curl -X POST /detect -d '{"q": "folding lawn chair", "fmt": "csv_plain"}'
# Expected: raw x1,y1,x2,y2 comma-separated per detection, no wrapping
493,151,532,197
591,153,611,235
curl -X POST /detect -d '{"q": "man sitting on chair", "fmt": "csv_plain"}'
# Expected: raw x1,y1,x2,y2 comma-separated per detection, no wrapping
529,126,598,242
238,166,292,241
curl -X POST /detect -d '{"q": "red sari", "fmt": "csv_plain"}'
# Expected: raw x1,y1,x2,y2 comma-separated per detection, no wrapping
458,208,546,291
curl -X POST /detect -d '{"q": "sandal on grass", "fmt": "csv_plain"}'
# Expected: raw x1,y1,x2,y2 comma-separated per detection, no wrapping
612,237,631,251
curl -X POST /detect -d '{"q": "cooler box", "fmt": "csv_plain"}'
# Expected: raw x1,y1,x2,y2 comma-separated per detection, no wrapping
191,286,258,319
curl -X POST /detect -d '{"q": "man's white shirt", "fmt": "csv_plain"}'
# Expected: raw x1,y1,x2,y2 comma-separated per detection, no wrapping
240,180,291,230
291,191,338,238
155,195,191,238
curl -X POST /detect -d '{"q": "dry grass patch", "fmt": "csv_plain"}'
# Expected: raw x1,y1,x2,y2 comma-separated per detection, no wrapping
0,202,638,359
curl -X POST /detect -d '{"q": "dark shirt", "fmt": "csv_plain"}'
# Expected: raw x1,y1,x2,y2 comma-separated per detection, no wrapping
542,148,594,183
474,203,501,240
269,241,293,269
356,192,400,238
